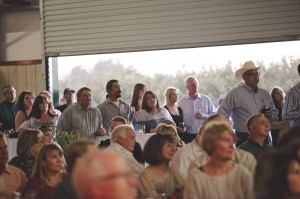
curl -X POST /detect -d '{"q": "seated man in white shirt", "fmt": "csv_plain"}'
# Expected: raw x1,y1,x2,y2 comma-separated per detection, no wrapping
0,133,27,197
106,124,144,176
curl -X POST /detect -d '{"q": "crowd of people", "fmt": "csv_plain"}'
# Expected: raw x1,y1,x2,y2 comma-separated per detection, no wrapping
0,61,300,199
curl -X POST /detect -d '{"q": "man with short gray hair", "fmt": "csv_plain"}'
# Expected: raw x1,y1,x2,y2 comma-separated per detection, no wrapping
0,85,18,132
178,76,216,143
106,124,144,175
72,149,137,199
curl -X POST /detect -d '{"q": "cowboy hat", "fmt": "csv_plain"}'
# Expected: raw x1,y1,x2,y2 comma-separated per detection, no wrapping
235,61,261,79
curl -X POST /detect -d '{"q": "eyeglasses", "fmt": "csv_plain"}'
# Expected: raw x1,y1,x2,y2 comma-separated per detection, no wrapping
244,72,260,77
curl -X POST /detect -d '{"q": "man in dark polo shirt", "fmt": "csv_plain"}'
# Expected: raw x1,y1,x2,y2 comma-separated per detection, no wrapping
0,85,18,132
239,114,275,159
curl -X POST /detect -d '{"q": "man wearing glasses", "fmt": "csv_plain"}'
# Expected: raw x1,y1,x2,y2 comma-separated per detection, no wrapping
0,85,18,132
72,149,137,199
218,61,275,146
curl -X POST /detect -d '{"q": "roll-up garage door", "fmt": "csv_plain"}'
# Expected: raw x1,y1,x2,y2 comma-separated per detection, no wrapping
40,0,300,57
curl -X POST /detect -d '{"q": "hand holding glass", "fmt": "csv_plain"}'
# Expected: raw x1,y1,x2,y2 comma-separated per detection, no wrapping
195,108,204,119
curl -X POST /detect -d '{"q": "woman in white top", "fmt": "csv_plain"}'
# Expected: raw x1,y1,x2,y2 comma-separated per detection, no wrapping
136,91,172,133
184,121,254,199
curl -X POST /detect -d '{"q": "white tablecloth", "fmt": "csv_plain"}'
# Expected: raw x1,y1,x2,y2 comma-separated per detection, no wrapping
7,133,155,160
95,133,155,149
7,138,17,161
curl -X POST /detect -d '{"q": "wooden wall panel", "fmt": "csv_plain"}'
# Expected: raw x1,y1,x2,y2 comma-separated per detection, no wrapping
26,65,36,94
8,66,18,93
35,64,44,95
17,65,27,95
0,60,44,102
0,66,9,90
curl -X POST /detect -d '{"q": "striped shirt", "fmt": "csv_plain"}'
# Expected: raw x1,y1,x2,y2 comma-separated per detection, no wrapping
56,103,103,138
282,82,300,127
106,142,144,176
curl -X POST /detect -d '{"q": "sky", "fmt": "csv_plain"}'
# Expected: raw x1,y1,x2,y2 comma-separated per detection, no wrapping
57,40,300,79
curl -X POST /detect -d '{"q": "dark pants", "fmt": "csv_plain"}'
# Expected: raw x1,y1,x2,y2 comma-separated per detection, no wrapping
271,129,280,148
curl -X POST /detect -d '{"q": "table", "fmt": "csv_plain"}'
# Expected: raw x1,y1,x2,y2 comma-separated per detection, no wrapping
7,133,155,161
95,133,155,149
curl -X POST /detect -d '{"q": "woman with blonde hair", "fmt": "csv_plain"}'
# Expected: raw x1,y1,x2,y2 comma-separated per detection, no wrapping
25,143,66,199
156,122,184,148
184,122,254,199
164,87,186,137
9,129,43,178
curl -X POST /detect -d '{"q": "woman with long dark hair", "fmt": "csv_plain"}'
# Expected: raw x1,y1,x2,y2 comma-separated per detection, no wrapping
136,91,172,133
19,95,61,138
255,151,300,199
15,90,35,132
130,83,147,112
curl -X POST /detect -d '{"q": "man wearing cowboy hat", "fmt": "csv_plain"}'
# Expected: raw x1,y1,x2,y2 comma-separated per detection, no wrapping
218,61,275,146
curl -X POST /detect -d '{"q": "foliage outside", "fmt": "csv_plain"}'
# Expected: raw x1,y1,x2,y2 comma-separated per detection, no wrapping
59,56,300,107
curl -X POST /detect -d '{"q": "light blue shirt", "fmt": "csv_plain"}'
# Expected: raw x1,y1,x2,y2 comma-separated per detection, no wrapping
218,84,275,132
282,82,300,127
178,93,216,134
